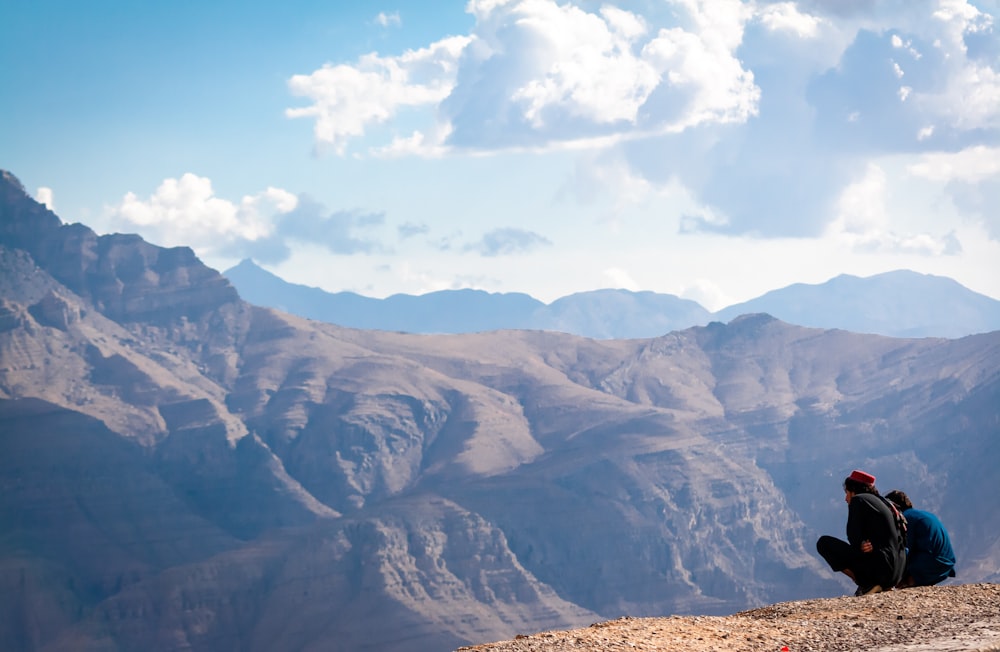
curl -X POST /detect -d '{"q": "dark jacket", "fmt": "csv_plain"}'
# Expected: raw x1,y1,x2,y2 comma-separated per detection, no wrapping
902,507,956,585
846,493,906,588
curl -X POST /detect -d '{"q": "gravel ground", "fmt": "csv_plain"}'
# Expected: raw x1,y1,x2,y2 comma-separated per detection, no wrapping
457,583,1000,652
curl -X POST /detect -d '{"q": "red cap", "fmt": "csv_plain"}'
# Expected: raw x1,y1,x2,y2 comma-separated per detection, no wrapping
848,469,876,486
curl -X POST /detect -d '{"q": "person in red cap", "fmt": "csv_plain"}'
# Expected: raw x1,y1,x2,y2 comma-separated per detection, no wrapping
816,470,907,596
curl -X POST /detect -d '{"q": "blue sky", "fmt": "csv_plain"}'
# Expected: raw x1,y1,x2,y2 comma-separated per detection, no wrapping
3,0,999,310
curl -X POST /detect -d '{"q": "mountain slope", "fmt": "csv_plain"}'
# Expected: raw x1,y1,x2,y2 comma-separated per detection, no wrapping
2,169,998,651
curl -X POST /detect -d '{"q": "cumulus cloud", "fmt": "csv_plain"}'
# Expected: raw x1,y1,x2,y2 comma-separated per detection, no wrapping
107,173,296,253
757,2,823,37
35,187,54,210
504,3,659,127
286,0,999,244
827,162,960,255
638,0,1000,238
909,145,1000,239
908,145,1000,183
105,174,386,264
452,0,761,145
288,0,761,154
464,227,553,256
286,35,471,154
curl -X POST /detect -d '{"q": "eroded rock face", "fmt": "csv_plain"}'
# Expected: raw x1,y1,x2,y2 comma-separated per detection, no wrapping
28,290,79,330
0,299,30,333
0,171,240,327
1,169,998,651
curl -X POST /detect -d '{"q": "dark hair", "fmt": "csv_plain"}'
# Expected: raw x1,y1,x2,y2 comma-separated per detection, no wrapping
885,490,913,510
844,477,880,496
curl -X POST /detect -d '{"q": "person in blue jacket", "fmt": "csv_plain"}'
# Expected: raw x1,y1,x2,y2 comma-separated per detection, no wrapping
817,470,907,596
885,490,957,587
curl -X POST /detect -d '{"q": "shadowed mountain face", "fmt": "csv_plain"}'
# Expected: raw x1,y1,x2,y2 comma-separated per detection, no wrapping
2,169,999,652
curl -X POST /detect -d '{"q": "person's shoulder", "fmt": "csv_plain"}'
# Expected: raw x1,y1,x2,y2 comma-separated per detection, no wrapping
852,493,884,509
905,508,936,522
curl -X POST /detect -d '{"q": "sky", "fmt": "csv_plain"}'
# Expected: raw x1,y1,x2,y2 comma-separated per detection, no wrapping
2,0,999,311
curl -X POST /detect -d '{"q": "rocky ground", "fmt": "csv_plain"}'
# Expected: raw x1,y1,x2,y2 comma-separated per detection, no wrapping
458,583,1000,652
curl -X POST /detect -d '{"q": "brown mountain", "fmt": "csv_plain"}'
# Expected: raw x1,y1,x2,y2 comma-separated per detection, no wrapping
1,170,997,652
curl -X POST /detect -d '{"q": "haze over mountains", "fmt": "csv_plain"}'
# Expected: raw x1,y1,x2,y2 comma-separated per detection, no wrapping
2,168,999,652
224,258,1000,340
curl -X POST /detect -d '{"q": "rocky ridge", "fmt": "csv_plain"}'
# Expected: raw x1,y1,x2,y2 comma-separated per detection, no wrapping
460,583,1000,652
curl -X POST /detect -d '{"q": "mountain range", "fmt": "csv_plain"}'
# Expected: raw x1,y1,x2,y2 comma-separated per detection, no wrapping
1,168,998,652
223,258,1000,339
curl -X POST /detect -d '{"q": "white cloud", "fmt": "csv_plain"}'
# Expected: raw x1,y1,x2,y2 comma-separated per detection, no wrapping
890,34,921,59
757,1,823,38
679,278,731,312
288,0,762,155
640,0,760,130
918,1,1000,131
827,162,957,255
934,62,1000,130
561,153,661,227
931,0,987,27
286,35,471,154
282,0,999,252
510,3,660,127
603,266,640,290
374,11,401,28
907,146,1000,182
35,187,54,210
830,163,889,237
906,145,1000,239
106,174,298,258
372,121,454,158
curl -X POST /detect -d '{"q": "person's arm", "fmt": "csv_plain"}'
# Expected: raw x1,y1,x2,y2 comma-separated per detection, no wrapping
845,497,863,547
846,495,876,552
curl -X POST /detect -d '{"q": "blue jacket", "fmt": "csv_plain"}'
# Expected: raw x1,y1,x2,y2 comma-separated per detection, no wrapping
902,507,956,585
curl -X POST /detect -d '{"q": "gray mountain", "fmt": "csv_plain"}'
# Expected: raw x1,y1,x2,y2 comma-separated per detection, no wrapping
2,169,999,652
225,258,713,338
224,258,545,333
713,271,1000,338
533,288,711,339
224,259,1000,339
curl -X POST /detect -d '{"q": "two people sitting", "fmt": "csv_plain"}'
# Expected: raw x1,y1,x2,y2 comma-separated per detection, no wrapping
816,469,956,596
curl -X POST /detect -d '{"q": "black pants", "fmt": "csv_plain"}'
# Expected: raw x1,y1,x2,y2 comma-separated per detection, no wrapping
816,535,885,588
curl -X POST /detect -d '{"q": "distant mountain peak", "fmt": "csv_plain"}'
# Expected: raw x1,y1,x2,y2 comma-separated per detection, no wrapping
1,169,28,194
0,170,63,248
230,258,263,273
